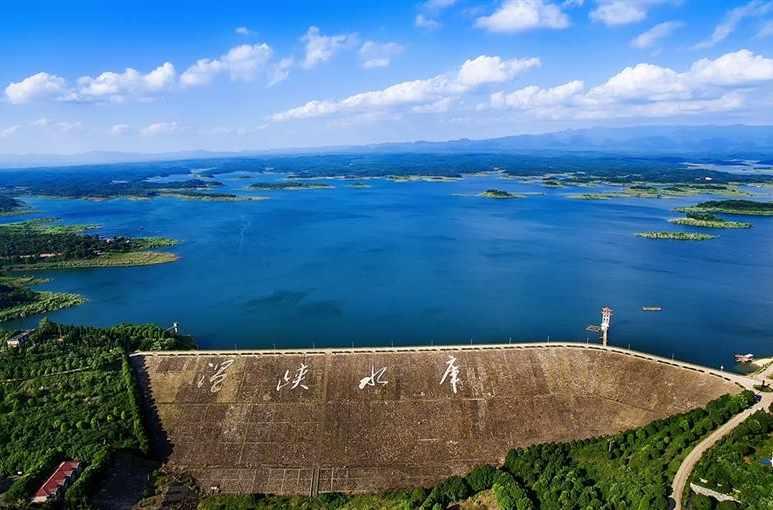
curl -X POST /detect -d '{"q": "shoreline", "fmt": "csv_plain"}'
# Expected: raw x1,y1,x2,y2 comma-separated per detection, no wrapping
4,251,179,271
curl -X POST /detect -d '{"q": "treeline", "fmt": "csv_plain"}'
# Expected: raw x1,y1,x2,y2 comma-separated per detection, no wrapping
686,406,773,509
195,391,756,510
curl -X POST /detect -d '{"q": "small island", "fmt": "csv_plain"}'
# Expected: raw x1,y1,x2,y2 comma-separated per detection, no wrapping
637,231,716,241
479,189,524,199
248,182,334,190
387,175,461,183
678,199,773,216
669,212,751,229
158,190,268,202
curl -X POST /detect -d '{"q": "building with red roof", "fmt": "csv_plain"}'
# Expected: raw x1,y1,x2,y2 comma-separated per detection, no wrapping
31,460,81,504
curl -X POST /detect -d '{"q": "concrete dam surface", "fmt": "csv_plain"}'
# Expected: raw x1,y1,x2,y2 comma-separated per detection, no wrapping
131,344,740,496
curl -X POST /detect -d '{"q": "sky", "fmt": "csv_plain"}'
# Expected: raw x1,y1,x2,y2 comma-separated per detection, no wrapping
2,0,773,154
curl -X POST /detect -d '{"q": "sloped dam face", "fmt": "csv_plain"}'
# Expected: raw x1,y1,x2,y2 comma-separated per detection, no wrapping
131,345,739,495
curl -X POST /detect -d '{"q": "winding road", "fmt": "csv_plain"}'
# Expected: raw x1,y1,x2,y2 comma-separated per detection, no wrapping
671,362,773,510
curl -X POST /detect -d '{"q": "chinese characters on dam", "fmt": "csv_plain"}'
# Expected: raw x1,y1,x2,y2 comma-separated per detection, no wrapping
196,359,234,393
275,363,309,392
194,356,465,394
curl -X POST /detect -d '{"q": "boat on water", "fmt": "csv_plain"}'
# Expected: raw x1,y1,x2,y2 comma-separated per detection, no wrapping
641,306,663,312
734,353,755,363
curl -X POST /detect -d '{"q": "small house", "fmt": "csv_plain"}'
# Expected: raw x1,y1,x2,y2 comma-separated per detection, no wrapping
31,460,81,504
6,330,33,349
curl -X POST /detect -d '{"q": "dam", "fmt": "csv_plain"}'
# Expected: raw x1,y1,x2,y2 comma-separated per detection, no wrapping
130,343,742,496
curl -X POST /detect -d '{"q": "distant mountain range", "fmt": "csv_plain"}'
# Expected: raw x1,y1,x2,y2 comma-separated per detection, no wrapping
2,125,773,168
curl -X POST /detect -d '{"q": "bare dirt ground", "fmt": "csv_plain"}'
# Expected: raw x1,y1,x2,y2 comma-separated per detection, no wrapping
131,344,739,496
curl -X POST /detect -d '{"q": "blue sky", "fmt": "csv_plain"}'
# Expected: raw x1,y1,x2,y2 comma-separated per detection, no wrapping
2,0,773,153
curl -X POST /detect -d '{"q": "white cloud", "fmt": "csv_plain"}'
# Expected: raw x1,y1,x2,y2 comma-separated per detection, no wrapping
181,44,273,87
631,20,683,49
111,124,130,136
486,49,773,120
235,26,252,36
269,57,294,86
359,41,404,69
688,49,773,86
0,125,20,138
74,62,176,102
5,72,67,104
301,26,358,69
412,97,457,113
271,54,539,122
29,117,82,132
475,0,570,33
415,14,442,30
490,80,585,109
695,1,773,49
140,122,179,136
588,63,689,102
457,55,541,87
590,0,669,26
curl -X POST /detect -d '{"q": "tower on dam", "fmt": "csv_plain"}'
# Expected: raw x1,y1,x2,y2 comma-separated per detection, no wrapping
601,306,613,346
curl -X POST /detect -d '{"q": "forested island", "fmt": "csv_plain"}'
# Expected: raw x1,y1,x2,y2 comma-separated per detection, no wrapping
479,189,523,199
637,232,717,241
249,182,334,191
678,200,773,216
0,220,178,322
157,190,266,202
669,212,752,229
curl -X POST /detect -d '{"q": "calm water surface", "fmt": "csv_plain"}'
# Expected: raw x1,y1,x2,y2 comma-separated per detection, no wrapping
6,173,773,369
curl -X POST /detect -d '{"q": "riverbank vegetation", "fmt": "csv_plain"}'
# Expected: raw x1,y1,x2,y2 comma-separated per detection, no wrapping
0,283,83,322
678,200,773,216
637,231,717,240
0,320,194,507
685,407,773,510
0,220,178,323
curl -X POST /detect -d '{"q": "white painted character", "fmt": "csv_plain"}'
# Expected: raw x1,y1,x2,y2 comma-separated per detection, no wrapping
358,365,388,390
440,355,461,394
197,359,234,393
276,363,310,391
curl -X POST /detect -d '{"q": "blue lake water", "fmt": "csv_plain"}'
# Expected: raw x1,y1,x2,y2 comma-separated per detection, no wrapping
4,173,773,370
